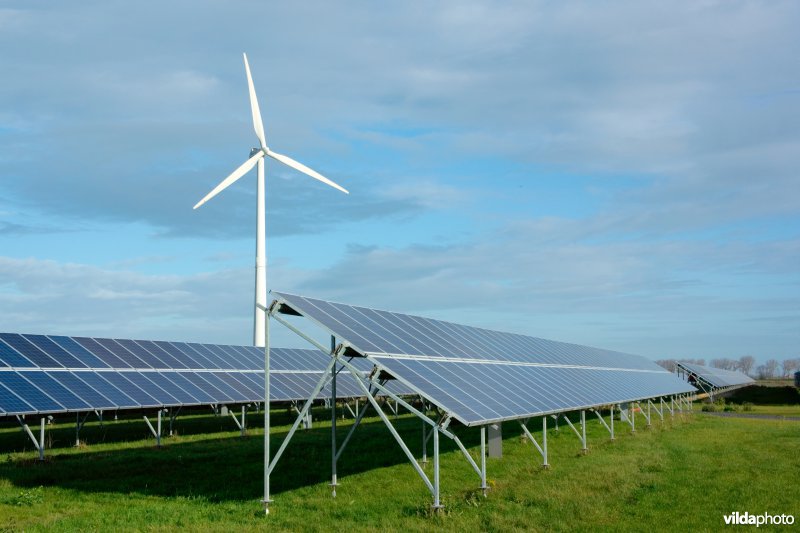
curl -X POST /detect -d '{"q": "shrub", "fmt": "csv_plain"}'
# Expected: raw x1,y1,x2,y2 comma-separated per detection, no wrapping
741,402,754,412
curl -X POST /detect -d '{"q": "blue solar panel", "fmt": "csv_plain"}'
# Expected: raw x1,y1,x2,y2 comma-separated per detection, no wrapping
94,339,150,368
47,372,117,410
225,345,261,370
0,334,62,368
158,341,216,369
23,335,86,368
101,373,160,407
136,340,189,369
114,339,167,369
145,372,198,404
0,340,34,367
677,362,755,389
74,338,132,368
185,343,228,369
121,372,180,405
19,371,91,411
0,380,36,414
272,292,696,426
49,336,109,368
170,372,218,404
74,372,139,409
181,372,234,403
0,372,64,412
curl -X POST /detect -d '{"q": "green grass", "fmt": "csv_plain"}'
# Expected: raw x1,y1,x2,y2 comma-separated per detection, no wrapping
0,408,798,532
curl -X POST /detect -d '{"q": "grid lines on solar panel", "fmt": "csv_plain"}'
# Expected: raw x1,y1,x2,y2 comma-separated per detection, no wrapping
94,339,150,368
0,380,36,414
0,334,63,368
19,372,91,410
23,335,87,368
49,336,109,368
0,339,34,367
72,372,139,408
74,338,132,368
0,372,64,412
272,293,663,371
46,372,117,410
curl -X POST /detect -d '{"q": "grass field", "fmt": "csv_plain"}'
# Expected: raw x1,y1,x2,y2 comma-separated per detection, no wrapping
0,404,798,532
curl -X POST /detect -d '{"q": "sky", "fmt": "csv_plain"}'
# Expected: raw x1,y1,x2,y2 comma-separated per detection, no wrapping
0,1,798,364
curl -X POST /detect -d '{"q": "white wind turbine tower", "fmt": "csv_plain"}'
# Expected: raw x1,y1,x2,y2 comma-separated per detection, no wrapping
194,53,348,347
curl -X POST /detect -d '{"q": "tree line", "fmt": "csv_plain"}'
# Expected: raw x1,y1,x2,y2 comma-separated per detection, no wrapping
655,356,800,379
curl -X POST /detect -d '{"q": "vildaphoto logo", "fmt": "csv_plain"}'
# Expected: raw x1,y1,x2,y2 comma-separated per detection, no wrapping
723,512,795,527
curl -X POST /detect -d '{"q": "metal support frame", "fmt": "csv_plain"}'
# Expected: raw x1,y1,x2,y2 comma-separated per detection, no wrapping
639,401,651,428
75,411,91,446
144,410,163,447
229,405,247,437
592,406,614,440
560,411,588,453
620,403,636,432
17,416,46,461
169,406,183,436
291,402,313,429
519,417,549,468
650,399,664,423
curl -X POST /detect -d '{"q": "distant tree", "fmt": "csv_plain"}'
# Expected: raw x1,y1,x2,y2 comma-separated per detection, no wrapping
695,358,706,366
656,359,677,372
711,359,724,369
738,356,755,376
763,359,779,379
755,364,768,380
782,358,799,378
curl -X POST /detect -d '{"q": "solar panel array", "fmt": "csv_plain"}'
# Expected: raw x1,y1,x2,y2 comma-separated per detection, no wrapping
272,292,697,426
676,362,755,389
0,333,370,417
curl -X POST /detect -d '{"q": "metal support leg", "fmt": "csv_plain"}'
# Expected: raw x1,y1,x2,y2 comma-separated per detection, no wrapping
433,424,442,511
581,410,587,453
542,416,548,467
241,405,247,436
422,415,428,465
39,418,45,461
593,408,613,440
480,426,488,495
610,405,615,440
144,411,162,448
75,412,90,447
519,419,548,467
331,335,338,497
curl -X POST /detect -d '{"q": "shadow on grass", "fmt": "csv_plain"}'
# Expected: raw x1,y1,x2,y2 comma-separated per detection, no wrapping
0,412,487,503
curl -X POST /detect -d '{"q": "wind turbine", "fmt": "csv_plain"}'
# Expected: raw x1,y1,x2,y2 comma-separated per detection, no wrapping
194,53,349,347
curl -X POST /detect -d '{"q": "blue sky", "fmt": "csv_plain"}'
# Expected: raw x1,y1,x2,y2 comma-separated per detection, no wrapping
1,1,798,364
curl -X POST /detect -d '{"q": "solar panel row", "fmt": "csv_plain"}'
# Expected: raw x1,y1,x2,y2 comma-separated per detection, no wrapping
272,292,697,426
0,333,375,417
677,362,755,389
271,293,658,371
0,333,265,370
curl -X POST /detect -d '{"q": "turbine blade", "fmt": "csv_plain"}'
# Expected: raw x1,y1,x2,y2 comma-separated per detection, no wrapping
243,53,267,149
266,149,349,194
193,151,264,209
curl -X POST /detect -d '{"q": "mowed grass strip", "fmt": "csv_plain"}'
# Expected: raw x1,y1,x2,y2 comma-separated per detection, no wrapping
0,408,797,532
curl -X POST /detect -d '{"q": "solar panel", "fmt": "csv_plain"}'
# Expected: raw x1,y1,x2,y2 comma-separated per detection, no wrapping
271,292,697,426
23,335,87,368
0,331,389,417
0,380,36,414
0,339,34,367
676,362,754,389
49,336,109,368
0,334,62,368
0,372,65,412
